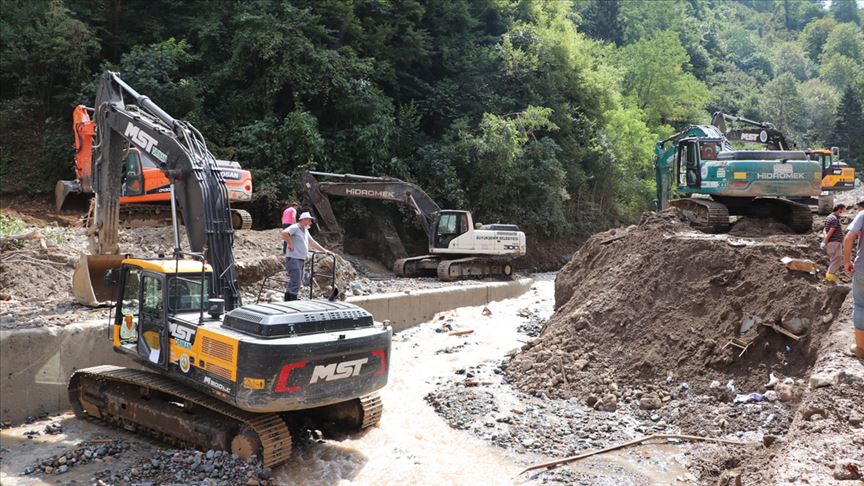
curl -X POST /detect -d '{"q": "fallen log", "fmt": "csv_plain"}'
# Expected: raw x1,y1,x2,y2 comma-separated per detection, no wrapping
517,433,754,476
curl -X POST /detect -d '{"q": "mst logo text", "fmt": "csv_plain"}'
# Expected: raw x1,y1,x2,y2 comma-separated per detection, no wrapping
310,358,368,383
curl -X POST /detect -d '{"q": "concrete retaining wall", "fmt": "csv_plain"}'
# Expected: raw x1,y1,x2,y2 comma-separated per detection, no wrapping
347,278,534,332
0,277,533,423
0,322,141,424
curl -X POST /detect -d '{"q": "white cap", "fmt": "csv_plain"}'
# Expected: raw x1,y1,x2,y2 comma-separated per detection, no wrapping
298,212,315,221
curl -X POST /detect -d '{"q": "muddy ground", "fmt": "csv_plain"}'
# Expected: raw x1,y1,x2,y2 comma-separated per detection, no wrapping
424,212,863,485
4,270,859,486
2,193,863,485
0,194,523,329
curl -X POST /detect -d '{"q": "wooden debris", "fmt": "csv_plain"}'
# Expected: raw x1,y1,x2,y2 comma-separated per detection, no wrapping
760,321,802,341
723,336,756,357
448,329,474,336
781,257,817,274
517,434,754,476
600,234,627,245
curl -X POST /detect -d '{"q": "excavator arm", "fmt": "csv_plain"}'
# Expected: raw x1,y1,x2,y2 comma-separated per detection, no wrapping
75,72,241,310
303,171,441,245
711,112,793,151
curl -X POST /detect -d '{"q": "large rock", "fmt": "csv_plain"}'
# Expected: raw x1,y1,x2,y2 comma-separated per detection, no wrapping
639,394,662,410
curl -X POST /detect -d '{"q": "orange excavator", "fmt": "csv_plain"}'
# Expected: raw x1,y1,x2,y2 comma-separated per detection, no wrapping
56,105,254,230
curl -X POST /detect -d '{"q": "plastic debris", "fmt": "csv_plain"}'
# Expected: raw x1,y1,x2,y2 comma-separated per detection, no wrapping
733,393,764,404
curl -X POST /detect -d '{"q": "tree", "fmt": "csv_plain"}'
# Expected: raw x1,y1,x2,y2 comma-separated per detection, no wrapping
772,41,814,81
831,85,864,169
799,17,837,62
760,73,806,142
821,22,864,63
830,0,861,25
614,31,711,128
820,53,864,91
800,79,840,147
575,0,623,45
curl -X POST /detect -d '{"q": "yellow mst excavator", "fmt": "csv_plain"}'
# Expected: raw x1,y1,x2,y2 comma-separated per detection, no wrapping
68,72,390,467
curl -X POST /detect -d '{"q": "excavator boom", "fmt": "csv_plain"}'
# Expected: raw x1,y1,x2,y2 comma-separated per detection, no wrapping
73,72,240,309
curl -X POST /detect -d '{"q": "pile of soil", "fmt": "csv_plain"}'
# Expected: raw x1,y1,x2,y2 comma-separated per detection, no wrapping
507,209,848,398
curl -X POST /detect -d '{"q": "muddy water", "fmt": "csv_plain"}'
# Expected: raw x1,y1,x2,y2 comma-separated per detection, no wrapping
274,274,692,485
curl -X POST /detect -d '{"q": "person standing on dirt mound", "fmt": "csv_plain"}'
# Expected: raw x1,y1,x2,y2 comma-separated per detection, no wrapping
281,201,301,254
842,200,864,358
281,212,331,301
822,204,846,285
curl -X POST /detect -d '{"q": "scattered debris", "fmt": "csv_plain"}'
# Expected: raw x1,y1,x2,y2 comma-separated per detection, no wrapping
780,256,817,274
833,460,862,481
517,434,754,476
25,439,131,476
733,393,763,404
93,448,276,486
448,329,475,336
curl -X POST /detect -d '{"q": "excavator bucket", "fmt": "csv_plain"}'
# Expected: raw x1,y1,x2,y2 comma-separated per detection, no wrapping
72,255,125,306
55,180,90,211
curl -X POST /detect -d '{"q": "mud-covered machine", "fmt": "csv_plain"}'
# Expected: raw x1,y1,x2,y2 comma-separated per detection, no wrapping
654,117,822,233
67,72,390,467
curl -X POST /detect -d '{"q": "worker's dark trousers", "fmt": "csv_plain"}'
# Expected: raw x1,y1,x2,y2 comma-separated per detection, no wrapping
281,223,289,253
284,257,305,296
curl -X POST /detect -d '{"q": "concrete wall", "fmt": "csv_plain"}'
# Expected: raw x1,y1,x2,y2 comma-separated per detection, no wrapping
347,277,534,332
0,321,141,424
0,278,533,423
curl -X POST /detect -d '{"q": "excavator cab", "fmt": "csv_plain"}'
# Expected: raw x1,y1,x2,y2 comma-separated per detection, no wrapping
122,149,146,197
111,258,211,367
433,211,470,249
676,138,722,190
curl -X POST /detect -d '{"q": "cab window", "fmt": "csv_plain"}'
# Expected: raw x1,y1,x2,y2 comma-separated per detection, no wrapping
168,276,209,312
438,214,456,234
140,275,164,361
119,268,141,346
139,151,159,169
700,142,719,160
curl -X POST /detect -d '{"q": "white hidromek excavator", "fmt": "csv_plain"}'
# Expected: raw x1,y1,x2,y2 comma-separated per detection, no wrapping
302,171,527,280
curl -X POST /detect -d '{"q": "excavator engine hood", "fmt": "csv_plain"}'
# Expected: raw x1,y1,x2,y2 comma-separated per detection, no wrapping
222,301,391,412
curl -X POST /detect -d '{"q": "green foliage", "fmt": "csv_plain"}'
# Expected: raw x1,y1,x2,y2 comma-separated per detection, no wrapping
772,41,814,81
800,79,841,147
830,0,862,25
799,17,837,62
2,0,863,235
614,31,711,128
821,22,864,62
832,84,864,168
820,53,864,91
760,73,806,141
0,215,27,238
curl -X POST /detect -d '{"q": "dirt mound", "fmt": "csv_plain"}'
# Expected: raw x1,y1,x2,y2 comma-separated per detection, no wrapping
508,211,847,398
0,223,377,329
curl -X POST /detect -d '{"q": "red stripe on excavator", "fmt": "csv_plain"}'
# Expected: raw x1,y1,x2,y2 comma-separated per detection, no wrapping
275,361,307,393
372,349,386,377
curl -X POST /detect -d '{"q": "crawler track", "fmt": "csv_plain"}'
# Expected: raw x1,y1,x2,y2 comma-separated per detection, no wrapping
69,366,292,467
436,257,513,281
669,198,730,233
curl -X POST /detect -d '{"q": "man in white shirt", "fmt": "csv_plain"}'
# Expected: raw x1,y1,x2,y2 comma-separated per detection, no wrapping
280,212,330,301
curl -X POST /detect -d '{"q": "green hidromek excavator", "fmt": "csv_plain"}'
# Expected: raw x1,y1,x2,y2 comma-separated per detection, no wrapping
654,112,822,233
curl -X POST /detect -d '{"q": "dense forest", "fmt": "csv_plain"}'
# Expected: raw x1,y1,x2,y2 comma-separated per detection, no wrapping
1,0,863,235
